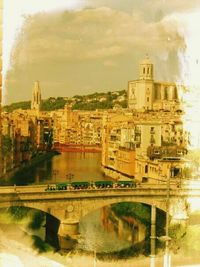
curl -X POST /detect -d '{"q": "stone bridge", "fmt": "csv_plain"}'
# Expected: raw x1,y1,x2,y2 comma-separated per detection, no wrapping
0,183,199,249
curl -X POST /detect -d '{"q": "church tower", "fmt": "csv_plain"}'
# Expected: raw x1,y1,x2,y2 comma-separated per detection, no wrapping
128,56,154,110
139,55,154,80
31,81,41,111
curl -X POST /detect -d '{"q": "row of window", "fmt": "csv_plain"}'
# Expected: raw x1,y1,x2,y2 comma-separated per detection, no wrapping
143,67,152,75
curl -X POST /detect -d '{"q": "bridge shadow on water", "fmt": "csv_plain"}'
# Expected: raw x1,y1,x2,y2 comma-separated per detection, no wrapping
76,202,166,259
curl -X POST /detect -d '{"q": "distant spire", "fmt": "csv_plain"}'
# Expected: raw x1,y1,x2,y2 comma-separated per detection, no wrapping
31,80,42,111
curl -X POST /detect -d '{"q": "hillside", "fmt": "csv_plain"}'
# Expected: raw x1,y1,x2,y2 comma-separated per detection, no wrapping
3,90,127,112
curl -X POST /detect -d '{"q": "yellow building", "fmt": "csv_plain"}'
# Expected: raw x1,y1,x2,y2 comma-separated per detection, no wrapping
52,108,103,148
117,147,135,177
128,56,182,112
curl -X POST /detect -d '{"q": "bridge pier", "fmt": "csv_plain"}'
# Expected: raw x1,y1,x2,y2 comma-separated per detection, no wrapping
58,219,80,250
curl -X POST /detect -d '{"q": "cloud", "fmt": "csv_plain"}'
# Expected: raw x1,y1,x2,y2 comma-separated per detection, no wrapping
11,6,185,66
6,2,198,104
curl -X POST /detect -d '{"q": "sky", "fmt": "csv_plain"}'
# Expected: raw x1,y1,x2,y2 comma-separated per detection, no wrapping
2,0,200,105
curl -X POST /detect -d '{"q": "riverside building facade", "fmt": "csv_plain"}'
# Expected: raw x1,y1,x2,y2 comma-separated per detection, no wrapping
102,57,188,183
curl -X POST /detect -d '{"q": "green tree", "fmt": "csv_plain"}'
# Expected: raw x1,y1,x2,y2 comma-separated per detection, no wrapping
3,101,31,112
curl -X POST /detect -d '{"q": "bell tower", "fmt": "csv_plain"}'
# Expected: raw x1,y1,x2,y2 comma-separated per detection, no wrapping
139,55,154,80
31,81,41,111
128,56,154,110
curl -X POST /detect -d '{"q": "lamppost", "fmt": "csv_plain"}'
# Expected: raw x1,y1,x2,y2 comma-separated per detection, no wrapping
66,173,74,183
157,163,172,267
163,170,171,267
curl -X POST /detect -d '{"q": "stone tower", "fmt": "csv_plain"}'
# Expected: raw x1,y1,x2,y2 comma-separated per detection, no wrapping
128,56,154,110
139,55,154,80
31,81,41,111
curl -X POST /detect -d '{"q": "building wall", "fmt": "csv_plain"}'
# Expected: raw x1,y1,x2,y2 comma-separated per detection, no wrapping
52,109,103,146
128,80,154,111
139,122,162,155
117,148,135,177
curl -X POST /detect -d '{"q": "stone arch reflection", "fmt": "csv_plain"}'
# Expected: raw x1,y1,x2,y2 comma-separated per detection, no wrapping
78,202,166,254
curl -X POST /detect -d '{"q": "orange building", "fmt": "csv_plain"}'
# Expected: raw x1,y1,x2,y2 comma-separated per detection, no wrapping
117,147,135,177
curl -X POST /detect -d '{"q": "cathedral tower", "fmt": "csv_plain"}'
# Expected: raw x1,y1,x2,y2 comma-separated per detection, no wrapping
31,81,41,111
139,55,154,80
128,56,154,110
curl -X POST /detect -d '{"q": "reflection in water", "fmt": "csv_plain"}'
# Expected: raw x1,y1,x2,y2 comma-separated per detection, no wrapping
78,209,131,253
51,152,105,183
3,152,107,185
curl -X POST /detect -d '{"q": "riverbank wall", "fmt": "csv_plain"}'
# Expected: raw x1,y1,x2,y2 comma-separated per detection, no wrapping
53,143,101,153
101,166,134,181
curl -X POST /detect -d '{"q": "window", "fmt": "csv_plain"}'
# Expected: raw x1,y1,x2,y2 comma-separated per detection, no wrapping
146,88,150,95
145,165,148,173
143,67,145,74
150,127,155,133
147,97,149,102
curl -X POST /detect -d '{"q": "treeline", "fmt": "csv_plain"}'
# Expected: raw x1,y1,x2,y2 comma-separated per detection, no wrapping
3,90,127,112
3,98,67,113
41,97,67,111
3,101,31,113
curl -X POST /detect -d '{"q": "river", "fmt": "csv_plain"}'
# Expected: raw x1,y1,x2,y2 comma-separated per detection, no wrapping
2,152,109,185
78,209,132,253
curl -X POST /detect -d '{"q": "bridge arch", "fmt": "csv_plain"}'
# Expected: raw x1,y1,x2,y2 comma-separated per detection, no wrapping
77,197,167,221
1,202,55,217
0,204,60,225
